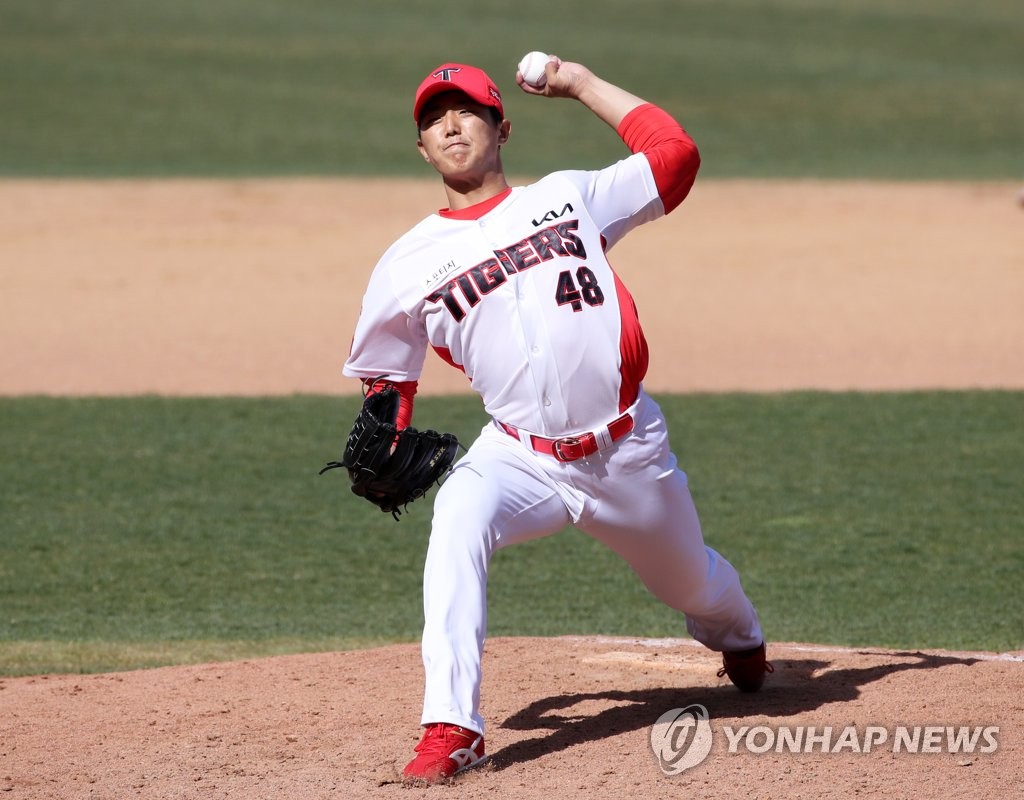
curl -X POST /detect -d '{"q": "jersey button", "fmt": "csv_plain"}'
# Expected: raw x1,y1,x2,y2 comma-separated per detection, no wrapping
543,396,552,407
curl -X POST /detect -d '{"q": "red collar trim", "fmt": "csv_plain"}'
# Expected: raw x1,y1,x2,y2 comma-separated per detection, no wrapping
439,187,513,220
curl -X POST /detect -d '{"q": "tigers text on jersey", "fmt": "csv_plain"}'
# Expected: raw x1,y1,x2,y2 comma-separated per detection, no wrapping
343,151,666,438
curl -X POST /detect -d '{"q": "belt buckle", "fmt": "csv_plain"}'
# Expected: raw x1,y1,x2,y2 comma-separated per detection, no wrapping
552,436,579,462
552,433,597,462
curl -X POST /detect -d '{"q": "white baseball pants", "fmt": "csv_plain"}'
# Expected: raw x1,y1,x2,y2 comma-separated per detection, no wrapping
419,390,763,735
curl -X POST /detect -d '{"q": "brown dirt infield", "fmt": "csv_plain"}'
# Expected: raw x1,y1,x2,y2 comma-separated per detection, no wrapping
1,179,1022,395
1,179,1022,799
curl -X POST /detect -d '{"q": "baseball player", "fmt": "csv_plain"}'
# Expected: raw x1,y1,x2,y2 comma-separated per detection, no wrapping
342,56,772,784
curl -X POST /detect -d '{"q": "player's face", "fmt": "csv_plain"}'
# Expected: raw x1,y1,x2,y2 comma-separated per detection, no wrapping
416,92,509,182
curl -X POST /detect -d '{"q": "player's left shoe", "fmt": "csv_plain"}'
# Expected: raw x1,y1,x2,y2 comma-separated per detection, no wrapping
718,641,774,692
402,723,486,784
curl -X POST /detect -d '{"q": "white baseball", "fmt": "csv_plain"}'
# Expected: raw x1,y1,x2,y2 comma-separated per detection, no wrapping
518,51,552,88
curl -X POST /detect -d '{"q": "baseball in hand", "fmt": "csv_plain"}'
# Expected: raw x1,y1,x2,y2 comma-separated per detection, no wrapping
518,51,552,88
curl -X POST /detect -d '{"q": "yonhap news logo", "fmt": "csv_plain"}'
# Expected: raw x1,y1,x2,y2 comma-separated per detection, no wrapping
650,705,999,776
718,723,1000,756
649,704,714,774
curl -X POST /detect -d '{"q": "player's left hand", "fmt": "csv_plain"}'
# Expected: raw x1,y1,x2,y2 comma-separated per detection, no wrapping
319,386,461,520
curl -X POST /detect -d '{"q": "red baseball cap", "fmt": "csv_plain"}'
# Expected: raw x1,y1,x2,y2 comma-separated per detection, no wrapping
413,63,504,124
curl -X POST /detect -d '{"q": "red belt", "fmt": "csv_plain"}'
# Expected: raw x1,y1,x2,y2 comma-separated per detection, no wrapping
497,412,635,462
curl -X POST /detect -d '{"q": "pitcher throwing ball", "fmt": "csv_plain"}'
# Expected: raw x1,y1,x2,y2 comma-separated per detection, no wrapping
340,56,772,784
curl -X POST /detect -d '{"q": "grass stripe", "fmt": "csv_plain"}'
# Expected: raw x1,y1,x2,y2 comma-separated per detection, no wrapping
1,0,1020,177
1,392,1021,675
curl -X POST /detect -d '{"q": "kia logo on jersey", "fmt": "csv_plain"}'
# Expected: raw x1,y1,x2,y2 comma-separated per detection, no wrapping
531,202,574,227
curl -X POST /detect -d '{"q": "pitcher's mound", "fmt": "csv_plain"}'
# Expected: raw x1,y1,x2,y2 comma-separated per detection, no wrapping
1,636,1021,798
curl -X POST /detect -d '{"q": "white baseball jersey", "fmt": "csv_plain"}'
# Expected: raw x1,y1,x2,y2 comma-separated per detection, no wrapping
343,152,665,437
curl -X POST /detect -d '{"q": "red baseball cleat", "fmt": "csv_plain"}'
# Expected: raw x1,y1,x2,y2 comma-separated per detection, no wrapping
402,723,486,784
717,641,774,692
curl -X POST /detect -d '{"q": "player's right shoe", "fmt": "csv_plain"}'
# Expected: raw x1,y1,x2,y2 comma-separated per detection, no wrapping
718,641,774,692
402,722,486,784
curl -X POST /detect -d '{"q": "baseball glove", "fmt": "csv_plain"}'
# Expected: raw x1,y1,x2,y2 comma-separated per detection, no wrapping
319,386,461,519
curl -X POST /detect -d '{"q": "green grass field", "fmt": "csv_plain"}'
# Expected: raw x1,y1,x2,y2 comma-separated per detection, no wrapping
2,393,1021,676
1,0,1021,177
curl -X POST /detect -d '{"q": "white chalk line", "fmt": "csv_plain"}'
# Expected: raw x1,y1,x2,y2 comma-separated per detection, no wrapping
559,635,1024,663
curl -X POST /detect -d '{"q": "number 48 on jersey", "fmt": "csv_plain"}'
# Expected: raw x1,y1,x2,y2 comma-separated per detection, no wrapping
556,266,605,312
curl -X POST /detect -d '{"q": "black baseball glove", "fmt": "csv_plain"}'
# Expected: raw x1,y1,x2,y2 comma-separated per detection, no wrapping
319,386,461,519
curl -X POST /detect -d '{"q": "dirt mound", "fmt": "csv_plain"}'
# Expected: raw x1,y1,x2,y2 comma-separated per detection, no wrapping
1,637,1021,799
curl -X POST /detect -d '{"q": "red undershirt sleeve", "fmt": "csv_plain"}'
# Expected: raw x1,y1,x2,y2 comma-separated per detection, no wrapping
616,103,700,214
362,377,418,430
